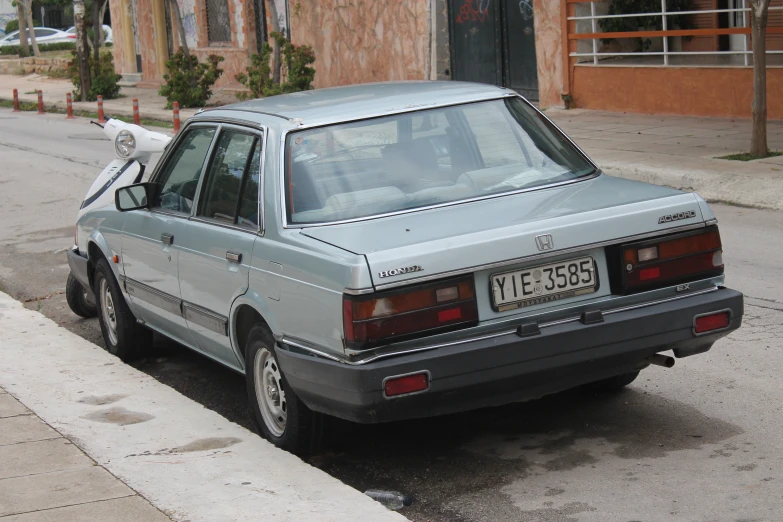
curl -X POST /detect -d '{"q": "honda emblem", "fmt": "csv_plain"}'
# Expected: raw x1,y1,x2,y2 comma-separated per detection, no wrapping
535,234,554,251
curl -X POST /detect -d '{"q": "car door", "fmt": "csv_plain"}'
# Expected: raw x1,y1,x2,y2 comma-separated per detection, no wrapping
121,125,217,345
176,125,263,367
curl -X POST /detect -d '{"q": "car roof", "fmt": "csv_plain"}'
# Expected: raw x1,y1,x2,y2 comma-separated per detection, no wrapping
203,81,518,129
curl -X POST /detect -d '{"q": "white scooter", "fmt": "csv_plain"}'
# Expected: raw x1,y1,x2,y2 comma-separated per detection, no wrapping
66,118,172,318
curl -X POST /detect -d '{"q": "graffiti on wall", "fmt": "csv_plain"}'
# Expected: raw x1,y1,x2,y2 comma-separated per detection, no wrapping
519,0,533,20
456,0,491,24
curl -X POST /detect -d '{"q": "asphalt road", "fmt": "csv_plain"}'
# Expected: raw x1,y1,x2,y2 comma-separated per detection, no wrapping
1,109,781,522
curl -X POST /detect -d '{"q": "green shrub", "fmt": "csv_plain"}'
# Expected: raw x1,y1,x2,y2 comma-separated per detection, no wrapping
69,51,122,101
0,41,77,56
4,19,18,34
159,50,224,109
235,32,315,100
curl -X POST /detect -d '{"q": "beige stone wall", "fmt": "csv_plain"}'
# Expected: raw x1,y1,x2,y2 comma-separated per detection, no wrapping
287,0,430,88
533,0,564,109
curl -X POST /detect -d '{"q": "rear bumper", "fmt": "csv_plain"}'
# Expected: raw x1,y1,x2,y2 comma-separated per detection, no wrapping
276,287,743,424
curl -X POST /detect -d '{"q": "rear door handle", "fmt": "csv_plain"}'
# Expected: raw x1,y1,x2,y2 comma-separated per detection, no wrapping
161,233,174,245
226,251,242,263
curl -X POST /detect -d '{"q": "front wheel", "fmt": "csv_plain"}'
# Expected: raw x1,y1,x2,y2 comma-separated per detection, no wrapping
93,258,152,361
66,273,97,318
245,324,326,456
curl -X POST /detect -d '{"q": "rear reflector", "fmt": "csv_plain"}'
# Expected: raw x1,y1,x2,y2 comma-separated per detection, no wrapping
694,311,730,334
384,373,429,398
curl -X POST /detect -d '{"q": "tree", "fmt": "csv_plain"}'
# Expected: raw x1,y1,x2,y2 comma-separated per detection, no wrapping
92,0,108,62
750,0,770,158
15,2,30,57
166,0,190,61
19,0,40,56
266,0,281,84
73,0,91,101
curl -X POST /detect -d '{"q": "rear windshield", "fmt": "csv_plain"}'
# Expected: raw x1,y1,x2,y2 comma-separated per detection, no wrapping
284,97,595,224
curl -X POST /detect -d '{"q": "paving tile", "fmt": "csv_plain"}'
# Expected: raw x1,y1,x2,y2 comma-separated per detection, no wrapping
0,496,171,522
0,416,59,447
0,394,29,418
0,438,93,480
0,467,133,517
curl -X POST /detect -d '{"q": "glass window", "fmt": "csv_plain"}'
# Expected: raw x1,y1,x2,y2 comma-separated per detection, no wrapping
237,140,262,228
34,28,56,37
154,127,216,213
284,98,595,224
7,31,20,42
206,0,232,43
197,131,257,225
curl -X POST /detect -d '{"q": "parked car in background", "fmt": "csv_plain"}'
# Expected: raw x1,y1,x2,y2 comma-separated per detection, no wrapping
65,25,112,43
0,27,74,46
67,81,744,456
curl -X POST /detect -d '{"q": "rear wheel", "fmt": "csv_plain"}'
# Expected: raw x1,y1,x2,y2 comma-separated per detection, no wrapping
93,258,152,361
245,324,326,456
66,273,97,318
585,371,640,393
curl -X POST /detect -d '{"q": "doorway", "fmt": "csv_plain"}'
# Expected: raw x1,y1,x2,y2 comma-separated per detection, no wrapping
448,0,539,101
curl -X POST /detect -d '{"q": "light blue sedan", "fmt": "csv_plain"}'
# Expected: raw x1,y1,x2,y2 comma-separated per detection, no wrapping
68,82,743,455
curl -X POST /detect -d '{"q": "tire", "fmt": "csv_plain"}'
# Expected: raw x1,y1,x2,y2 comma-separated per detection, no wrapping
585,371,640,393
66,273,97,318
245,324,326,456
93,258,152,361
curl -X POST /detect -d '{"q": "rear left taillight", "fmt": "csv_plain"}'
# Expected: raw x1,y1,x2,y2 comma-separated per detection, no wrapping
612,226,724,293
343,276,478,349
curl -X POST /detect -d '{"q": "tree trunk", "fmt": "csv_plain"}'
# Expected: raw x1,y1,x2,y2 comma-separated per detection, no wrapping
74,0,91,101
750,0,770,158
266,0,281,84
166,0,190,60
16,4,30,57
98,0,108,46
24,1,40,57
93,0,101,62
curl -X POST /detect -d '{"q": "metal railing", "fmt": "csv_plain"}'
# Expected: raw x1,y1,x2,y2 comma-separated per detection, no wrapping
568,0,783,66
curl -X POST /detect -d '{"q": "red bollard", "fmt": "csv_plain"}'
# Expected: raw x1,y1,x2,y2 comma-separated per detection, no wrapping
172,101,180,134
37,90,44,115
12,89,20,112
132,98,140,125
97,95,106,123
65,92,74,119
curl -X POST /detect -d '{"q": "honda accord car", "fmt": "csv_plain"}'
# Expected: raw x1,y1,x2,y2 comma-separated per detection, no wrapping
67,81,743,455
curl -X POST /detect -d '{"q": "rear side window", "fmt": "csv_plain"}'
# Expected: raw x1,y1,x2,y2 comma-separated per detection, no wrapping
197,130,261,228
34,28,57,37
154,127,216,213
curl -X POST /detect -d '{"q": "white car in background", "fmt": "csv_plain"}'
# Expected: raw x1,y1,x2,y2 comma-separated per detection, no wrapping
0,27,74,46
65,25,113,43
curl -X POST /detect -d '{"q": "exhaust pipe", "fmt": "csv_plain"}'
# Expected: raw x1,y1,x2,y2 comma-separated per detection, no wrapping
650,354,675,368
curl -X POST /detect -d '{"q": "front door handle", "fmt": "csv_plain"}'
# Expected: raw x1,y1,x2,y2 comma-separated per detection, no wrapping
161,233,174,245
226,251,242,263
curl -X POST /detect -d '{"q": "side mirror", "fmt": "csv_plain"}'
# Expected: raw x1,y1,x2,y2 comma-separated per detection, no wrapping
115,183,156,212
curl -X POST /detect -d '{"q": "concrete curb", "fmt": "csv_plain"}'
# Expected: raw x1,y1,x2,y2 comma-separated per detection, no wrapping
0,292,407,522
601,162,783,212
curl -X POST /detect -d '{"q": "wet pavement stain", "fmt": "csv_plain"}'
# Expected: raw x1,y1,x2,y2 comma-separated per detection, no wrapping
172,437,242,453
78,394,127,405
82,406,154,426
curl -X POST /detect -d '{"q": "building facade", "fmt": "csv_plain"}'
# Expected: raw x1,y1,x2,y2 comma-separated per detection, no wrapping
108,0,782,118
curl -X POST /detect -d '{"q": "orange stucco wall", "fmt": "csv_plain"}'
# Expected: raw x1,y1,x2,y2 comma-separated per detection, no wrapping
572,66,783,119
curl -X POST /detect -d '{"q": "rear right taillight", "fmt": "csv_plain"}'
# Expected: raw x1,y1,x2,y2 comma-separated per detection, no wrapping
611,226,724,293
343,276,478,350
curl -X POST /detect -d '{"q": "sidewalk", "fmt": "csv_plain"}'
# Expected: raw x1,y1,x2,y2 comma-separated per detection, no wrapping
0,292,406,522
0,389,171,521
546,108,783,211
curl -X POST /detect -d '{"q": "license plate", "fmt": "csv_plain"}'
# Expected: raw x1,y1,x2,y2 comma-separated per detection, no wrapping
491,256,597,311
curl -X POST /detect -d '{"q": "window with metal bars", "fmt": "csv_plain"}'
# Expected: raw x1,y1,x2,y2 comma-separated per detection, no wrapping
206,0,232,44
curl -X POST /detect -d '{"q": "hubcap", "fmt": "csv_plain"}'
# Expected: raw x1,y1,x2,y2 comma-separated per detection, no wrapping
254,347,287,437
99,278,118,346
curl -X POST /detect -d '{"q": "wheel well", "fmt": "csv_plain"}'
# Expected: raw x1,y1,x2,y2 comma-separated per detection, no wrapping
234,305,265,362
